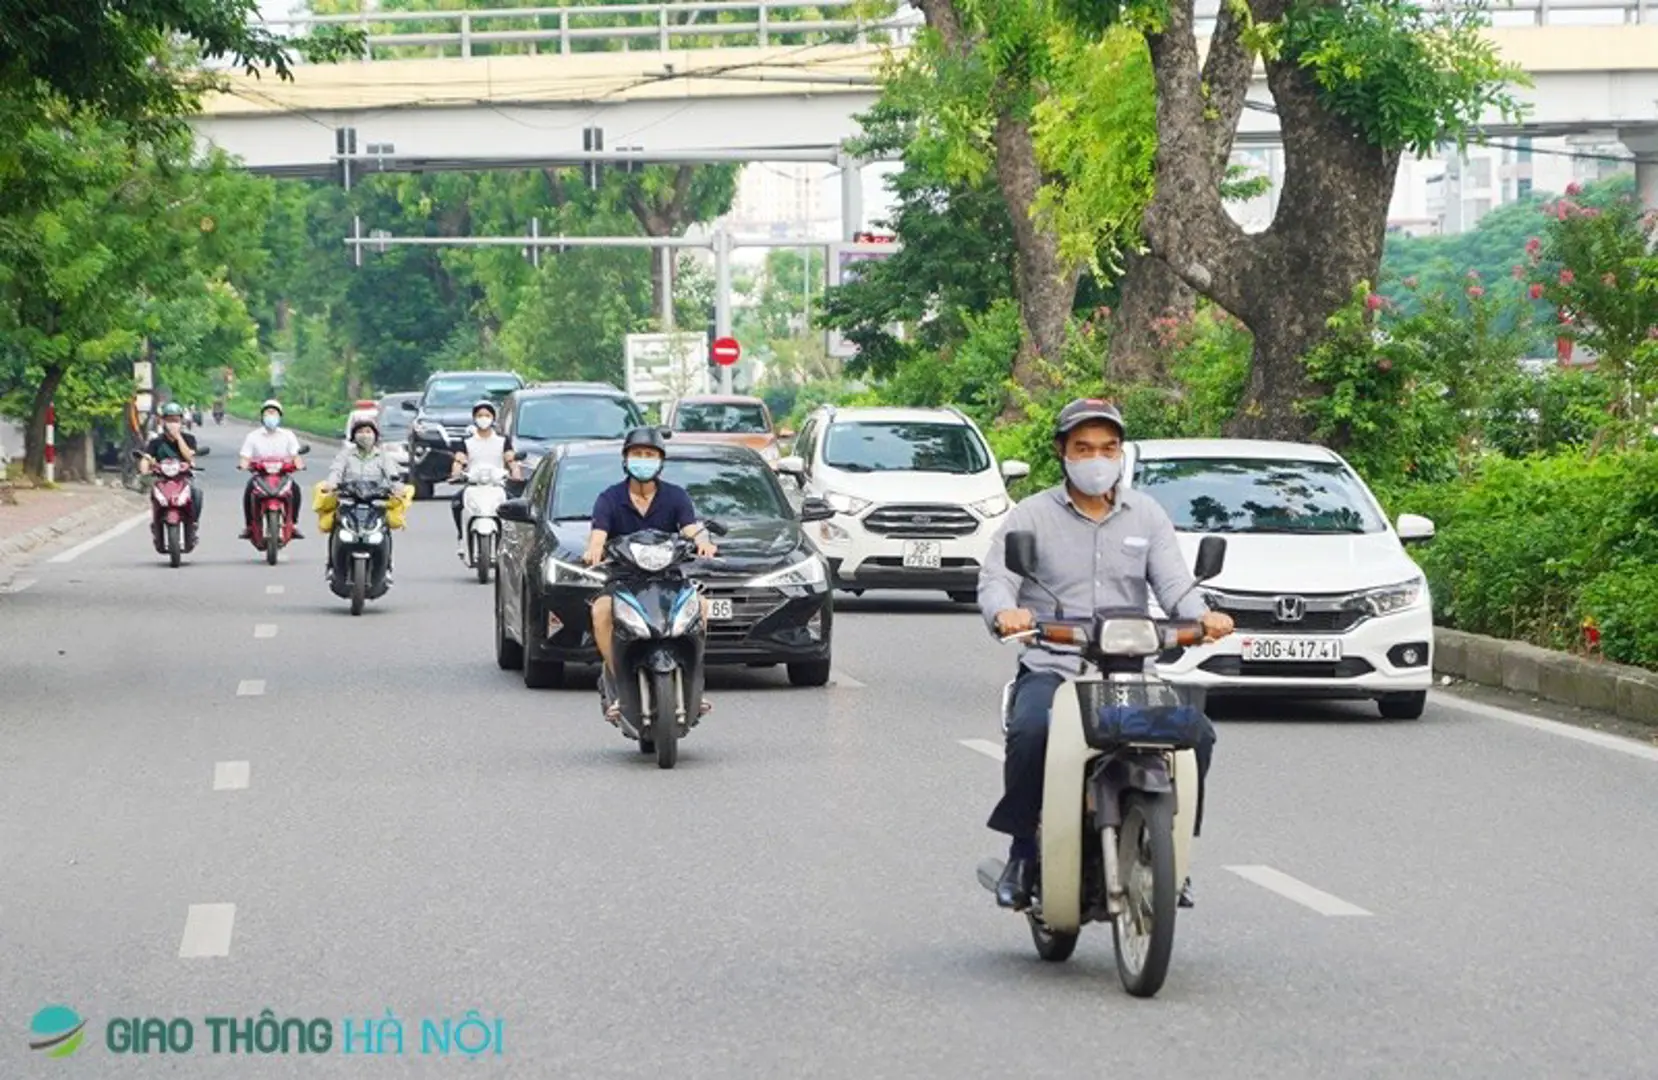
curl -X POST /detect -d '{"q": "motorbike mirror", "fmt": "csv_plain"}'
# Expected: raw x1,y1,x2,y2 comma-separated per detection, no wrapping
704,519,729,537
1193,535,1226,581
297,443,312,456
497,498,533,524
1004,531,1038,579
799,497,835,523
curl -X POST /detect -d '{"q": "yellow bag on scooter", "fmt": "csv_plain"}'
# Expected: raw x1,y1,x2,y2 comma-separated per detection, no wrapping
385,484,414,530
312,482,339,534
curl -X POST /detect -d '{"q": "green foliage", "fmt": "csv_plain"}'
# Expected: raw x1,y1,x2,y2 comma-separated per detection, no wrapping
1278,0,1527,156
1579,562,1658,671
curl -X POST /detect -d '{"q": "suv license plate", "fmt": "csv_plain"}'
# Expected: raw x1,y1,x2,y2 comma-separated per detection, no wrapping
1241,637,1342,662
708,598,734,620
902,540,943,569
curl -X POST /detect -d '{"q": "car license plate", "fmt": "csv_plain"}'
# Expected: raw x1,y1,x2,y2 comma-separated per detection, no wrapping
708,598,734,621
1240,637,1343,662
902,540,943,569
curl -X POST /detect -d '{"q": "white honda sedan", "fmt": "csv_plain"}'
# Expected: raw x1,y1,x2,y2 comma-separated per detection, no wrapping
1126,439,1437,719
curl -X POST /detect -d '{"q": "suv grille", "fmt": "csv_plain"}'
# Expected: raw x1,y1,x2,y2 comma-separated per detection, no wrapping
863,504,979,538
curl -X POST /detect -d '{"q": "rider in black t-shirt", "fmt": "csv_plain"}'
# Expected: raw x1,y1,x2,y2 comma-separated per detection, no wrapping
139,402,204,540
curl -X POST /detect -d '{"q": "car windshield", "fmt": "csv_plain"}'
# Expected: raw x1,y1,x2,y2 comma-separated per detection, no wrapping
1133,457,1387,534
551,455,788,522
423,377,520,409
673,402,769,434
821,421,990,474
377,403,413,436
515,396,641,440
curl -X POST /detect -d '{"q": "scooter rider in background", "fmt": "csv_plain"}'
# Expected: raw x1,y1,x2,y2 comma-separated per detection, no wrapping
977,398,1234,912
238,399,305,540
447,400,521,556
582,427,718,723
140,402,203,545
321,417,401,583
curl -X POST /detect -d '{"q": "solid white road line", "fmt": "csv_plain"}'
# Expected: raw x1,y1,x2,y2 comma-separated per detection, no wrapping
1,578,36,593
1225,865,1373,917
265,585,285,595
1433,691,1658,764
178,903,236,958
47,512,149,563
831,670,866,689
236,679,266,697
212,762,250,791
253,624,277,639
959,738,1006,762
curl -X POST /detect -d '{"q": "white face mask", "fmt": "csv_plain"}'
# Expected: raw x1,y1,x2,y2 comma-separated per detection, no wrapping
354,433,376,451
1064,455,1122,497
474,415,493,430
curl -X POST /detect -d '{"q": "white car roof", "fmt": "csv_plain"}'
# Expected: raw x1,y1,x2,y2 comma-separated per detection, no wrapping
1131,438,1343,463
820,407,970,425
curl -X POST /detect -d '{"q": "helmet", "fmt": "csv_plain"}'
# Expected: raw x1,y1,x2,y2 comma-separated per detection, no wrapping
160,402,185,418
471,399,498,419
622,426,668,456
1053,398,1124,442
260,399,283,417
350,417,379,439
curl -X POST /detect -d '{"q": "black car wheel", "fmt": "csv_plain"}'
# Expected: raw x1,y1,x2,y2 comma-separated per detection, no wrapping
787,658,832,687
495,577,524,671
521,591,564,689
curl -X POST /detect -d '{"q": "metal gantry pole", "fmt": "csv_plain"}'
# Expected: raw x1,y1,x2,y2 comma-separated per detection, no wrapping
714,227,734,394
660,246,674,330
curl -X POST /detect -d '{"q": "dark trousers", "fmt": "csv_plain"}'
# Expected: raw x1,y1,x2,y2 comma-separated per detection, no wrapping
452,491,464,539
243,479,300,529
987,667,1213,843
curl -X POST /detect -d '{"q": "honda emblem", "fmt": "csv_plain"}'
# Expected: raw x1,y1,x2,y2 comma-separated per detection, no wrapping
1275,595,1305,622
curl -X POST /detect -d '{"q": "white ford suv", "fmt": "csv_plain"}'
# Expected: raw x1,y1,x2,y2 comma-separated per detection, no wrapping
777,405,1029,602
1125,439,1437,719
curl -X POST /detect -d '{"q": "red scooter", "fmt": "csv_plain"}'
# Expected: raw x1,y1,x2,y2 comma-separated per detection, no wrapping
245,454,307,565
137,448,210,568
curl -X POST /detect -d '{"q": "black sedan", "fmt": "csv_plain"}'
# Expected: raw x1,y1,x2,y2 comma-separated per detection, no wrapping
493,439,838,690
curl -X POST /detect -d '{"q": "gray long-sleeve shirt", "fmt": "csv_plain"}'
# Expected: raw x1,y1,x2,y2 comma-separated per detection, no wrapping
327,446,400,488
977,484,1211,676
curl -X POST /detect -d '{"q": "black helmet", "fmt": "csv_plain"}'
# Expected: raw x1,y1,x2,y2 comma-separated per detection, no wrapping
622,426,668,456
471,399,498,419
350,417,379,439
1053,398,1125,442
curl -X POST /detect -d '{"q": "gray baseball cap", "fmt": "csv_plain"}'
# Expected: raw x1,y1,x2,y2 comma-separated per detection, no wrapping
1053,398,1125,440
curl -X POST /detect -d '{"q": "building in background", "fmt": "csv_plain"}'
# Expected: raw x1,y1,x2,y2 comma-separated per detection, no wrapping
725,163,840,244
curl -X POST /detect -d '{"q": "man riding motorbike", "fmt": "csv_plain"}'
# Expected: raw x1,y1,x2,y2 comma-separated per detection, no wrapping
238,399,305,540
447,400,522,555
582,426,718,723
977,398,1235,911
320,417,401,583
139,402,203,546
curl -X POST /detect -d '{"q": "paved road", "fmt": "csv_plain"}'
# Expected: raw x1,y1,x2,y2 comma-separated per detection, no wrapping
4,421,1658,1077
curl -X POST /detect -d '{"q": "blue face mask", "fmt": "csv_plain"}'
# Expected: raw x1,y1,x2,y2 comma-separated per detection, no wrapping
262,414,280,430
625,456,662,483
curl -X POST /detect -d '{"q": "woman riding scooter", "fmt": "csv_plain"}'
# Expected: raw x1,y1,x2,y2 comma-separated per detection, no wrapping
319,418,404,584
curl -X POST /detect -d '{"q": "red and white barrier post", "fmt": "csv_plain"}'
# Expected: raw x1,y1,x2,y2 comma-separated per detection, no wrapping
45,402,56,484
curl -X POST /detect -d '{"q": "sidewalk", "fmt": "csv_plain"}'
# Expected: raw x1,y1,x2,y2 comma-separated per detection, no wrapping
0,480,145,572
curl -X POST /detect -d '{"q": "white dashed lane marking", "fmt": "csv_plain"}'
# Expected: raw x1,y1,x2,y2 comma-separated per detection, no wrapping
178,903,237,958
265,585,285,595
236,680,266,697
1225,865,1373,917
958,739,1005,762
254,624,277,639
213,762,250,791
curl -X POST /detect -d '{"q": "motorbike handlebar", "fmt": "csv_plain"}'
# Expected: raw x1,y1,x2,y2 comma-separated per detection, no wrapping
997,617,1213,650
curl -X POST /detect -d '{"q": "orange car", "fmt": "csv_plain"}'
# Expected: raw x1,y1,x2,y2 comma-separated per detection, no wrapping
662,395,793,466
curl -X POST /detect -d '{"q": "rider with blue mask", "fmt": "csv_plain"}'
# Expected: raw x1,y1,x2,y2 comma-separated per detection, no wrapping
237,399,305,540
583,427,718,722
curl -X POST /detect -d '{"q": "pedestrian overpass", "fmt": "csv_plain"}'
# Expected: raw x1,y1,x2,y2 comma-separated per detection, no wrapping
190,0,1658,203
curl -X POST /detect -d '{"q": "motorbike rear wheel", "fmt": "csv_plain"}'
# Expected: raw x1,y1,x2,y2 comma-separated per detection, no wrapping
648,668,678,770
475,532,493,585
166,522,181,568
1110,792,1178,998
350,558,366,616
264,508,281,565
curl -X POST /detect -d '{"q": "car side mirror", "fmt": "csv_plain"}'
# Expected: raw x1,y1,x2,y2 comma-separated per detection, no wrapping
1193,535,1226,581
1000,459,1030,480
401,400,418,413
297,443,312,456
776,455,805,476
1005,531,1038,578
1397,513,1435,544
498,498,533,524
196,445,211,456
799,497,835,523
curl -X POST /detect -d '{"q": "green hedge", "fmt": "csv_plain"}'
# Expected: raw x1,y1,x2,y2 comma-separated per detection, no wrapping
1389,449,1658,670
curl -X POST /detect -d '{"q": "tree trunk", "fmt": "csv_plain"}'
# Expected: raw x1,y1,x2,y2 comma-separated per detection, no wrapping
1107,250,1196,384
625,166,697,321
23,362,66,481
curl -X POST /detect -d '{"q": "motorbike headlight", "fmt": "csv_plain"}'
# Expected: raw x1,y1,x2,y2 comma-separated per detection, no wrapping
1362,576,1426,616
824,491,872,516
629,541,674,572
544,555,605,587
669,590,702,636
970,494,1010,518
363,529,384,544
747,555,828,589
337,527,356,543
613,595,652,636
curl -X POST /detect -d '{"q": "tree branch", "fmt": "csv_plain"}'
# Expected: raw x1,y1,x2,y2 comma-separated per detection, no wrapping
1199,1,1257,176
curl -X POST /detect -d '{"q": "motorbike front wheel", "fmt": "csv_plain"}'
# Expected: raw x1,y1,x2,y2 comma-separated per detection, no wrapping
1027,913,1080,962
350,558,366,616
648,668,679,769
264,508,281,565
475,532,493,585
1110,792,1178,998
166,521,181,568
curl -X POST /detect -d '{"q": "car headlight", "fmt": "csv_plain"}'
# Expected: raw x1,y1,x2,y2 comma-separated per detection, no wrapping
544,555,605,587
761,444,780,462
1362,576,1426,616
669,590,702,636
629,541,674,572
613,594,652,636
971,494,1009,518
824,491,871,516
747,555,828,589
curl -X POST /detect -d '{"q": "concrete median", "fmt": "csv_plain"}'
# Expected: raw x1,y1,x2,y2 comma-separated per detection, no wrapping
1435,626,1658,726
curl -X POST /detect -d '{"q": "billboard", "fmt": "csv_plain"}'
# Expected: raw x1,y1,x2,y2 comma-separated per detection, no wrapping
625,332,711,408
826,239,901,360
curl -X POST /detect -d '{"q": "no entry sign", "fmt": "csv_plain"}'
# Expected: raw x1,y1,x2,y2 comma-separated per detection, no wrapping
711,336,741,367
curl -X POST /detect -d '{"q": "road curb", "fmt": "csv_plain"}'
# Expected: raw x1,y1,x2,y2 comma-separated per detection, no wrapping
1434,627,1658,727
0,486,146,582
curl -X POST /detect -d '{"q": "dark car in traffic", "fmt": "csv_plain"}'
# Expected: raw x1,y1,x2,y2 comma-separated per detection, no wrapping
499,383,646,476
403,370,525,498
493,439,838,690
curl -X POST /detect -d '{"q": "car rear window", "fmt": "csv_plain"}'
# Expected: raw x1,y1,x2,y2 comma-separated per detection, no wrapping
672,402,769,434
515,396,642,440
1132,457,1387,534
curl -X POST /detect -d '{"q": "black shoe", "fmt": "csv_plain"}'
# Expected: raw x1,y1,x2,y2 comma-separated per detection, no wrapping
1178,877,1194,909
996,857,1036,910
239,528,252,540
291,528,305,540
